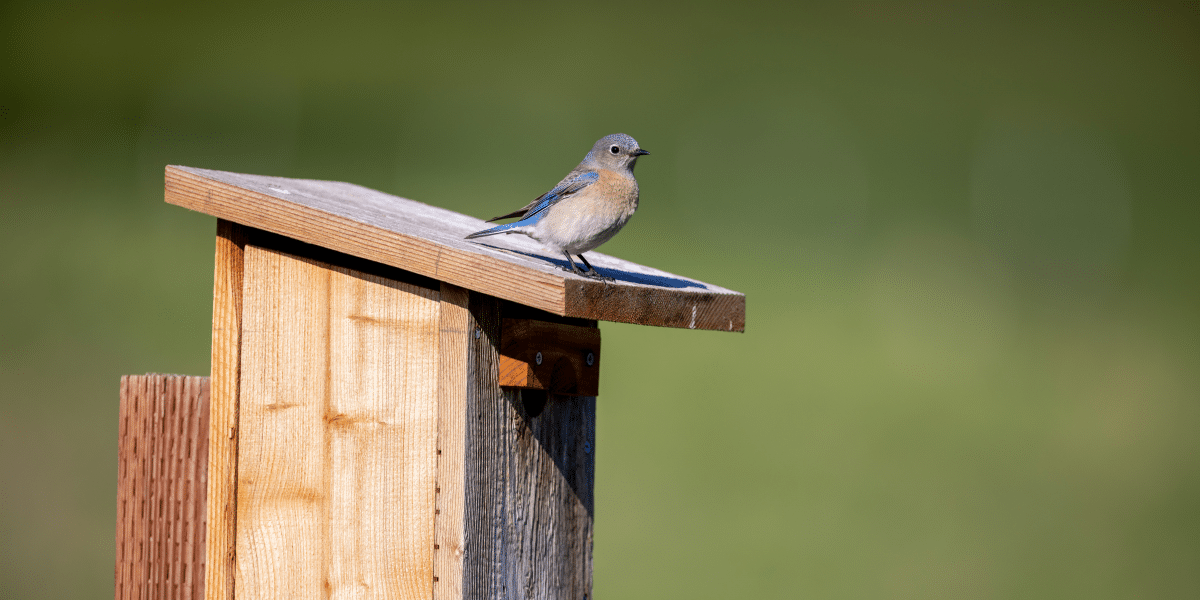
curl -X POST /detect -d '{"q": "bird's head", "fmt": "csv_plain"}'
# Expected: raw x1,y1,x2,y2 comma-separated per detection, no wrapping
585,133,649,171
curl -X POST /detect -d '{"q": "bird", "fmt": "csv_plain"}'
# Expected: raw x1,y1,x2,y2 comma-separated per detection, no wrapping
465,133,649,279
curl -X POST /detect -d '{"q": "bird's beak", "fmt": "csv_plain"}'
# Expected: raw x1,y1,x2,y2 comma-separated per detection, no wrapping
634,148,650,156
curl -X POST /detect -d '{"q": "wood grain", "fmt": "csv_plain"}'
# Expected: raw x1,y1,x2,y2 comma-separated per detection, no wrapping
498,318,601,396
205,220,246,600
433,283,470,600
116,374,210,600
165,165,745,332
235,245,441,600
462,294,596,600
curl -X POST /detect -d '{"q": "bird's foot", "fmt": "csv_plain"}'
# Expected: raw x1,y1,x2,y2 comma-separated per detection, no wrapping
558,264,614,283
581,269,614,283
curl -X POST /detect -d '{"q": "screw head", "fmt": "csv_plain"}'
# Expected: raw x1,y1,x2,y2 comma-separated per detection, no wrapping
586,352,595,366
535,351,543,366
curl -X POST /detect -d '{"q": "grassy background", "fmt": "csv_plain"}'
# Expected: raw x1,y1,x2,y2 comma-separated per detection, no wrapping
2,1,1198,598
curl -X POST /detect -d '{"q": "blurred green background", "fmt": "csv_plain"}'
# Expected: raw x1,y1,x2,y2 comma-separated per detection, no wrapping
2,1,1198,598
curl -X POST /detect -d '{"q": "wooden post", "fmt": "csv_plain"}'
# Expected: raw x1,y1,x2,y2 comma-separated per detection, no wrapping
115,374,210,600
116,165,744,600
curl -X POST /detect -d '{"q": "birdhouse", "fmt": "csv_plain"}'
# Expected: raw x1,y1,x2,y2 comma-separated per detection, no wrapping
115,166,745,600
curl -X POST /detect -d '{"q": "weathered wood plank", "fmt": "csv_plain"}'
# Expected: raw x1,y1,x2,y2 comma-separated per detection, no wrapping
116,374,210,600
236,245,441,600
205,219,246,600
165,165,745,332
462,295,596,600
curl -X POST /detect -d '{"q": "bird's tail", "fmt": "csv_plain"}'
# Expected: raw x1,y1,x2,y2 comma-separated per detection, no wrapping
465,221,524,240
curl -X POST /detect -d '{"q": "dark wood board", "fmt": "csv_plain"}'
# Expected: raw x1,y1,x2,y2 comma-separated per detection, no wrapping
462,294,595,600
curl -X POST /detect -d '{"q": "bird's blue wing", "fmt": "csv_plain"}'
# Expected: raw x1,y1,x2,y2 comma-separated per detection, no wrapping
485,171,600,223
465,171,599,240
518,171,599,223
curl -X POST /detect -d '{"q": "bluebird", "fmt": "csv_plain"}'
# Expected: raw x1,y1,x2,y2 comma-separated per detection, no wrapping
465,133,649,278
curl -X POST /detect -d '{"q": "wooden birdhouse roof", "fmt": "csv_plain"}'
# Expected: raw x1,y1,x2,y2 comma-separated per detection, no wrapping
165,165,745,332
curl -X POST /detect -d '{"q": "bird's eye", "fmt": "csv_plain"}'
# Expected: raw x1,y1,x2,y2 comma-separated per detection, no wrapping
609,145,620,154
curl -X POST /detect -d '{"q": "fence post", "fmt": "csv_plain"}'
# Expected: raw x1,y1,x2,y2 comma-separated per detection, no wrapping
115,374,209,600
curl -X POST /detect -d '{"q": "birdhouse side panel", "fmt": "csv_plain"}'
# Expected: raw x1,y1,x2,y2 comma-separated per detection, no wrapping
235,245,441,600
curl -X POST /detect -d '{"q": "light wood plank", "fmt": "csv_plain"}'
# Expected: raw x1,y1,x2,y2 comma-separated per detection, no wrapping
236,245,441,600
116,374,210,600
433,283,470,600
165,165,745,332
205,220,246,600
